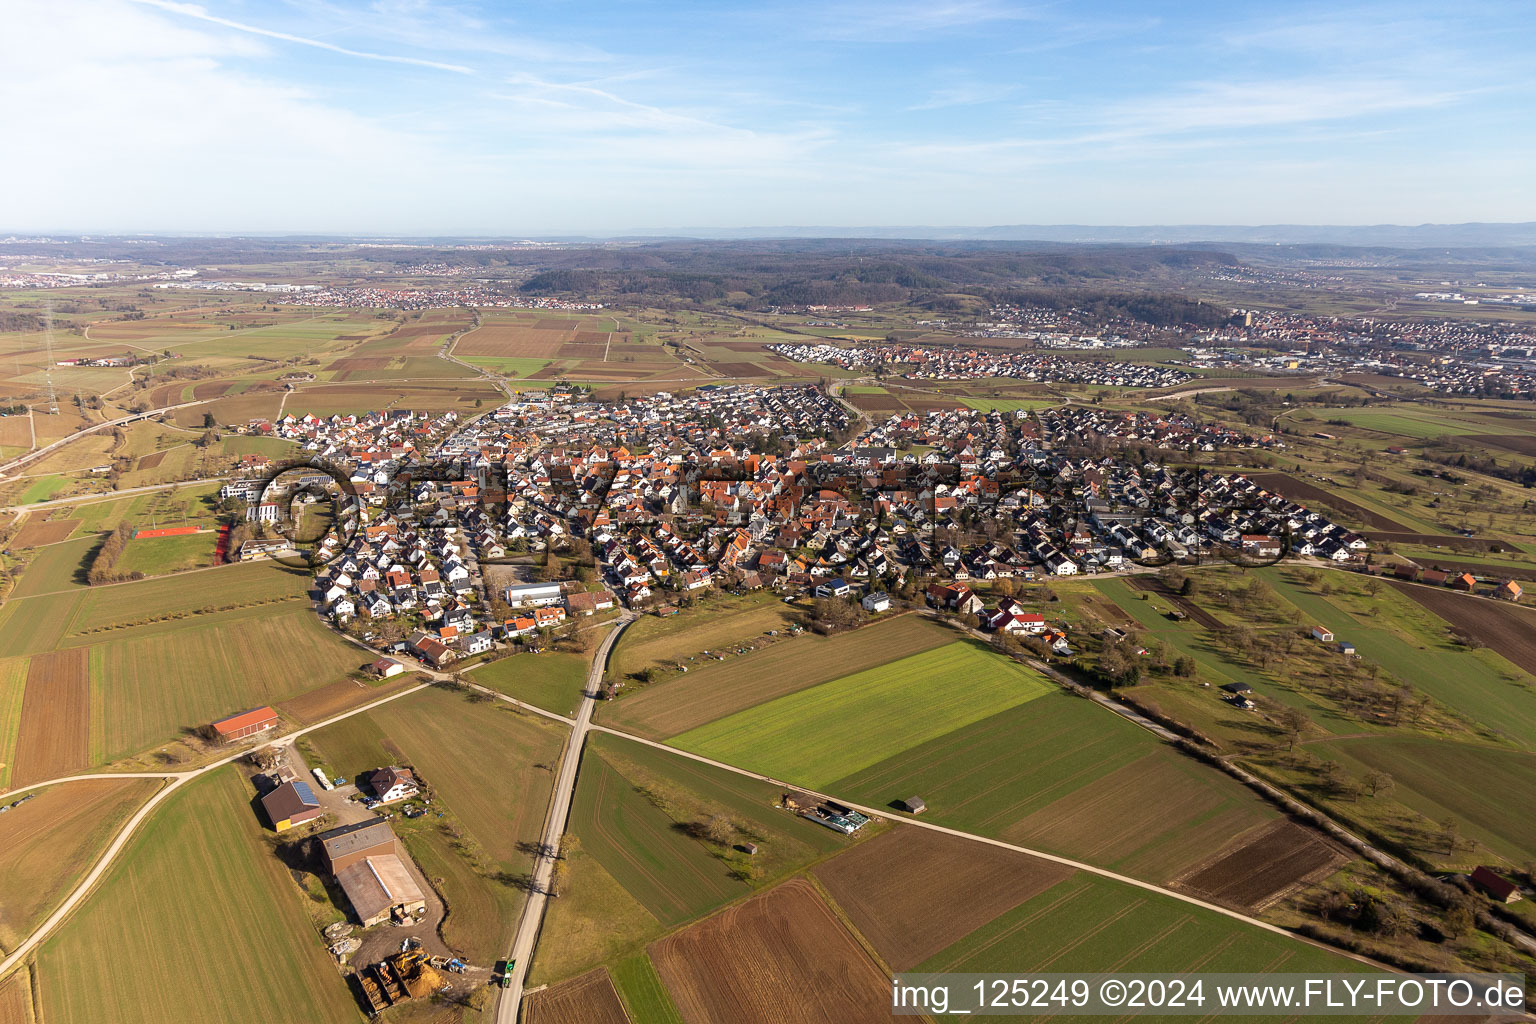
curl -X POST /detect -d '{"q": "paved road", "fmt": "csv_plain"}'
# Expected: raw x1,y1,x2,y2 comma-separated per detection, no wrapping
0,681,429,980
496,612,635,1024
0,475,229,515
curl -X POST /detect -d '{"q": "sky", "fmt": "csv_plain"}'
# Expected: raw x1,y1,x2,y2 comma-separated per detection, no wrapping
4,0,1535,234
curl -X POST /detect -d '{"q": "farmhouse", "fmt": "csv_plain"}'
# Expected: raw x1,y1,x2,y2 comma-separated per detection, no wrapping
336,855,428,927
1450,572,1477,592
367,766,418,803
1470,866,1522,903
1494,580,1523,602
261,780,323,832
210,706,279,742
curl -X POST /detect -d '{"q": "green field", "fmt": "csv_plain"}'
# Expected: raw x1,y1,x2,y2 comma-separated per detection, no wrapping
19,475,70,504
831,692,1274,881
610,954,685,1024
609,593,799,680
921,872,1370,981
460,356,553,377
36,769,360,1024
8,535,97,599
470,651,589,716
957,397,1058,412
1291,408,1486,437
0,591,82,658
114,532,216,576
88,607,362,762
0,656,25,788
669,641,1051,788
1318,737,1536,863
600,615,955,740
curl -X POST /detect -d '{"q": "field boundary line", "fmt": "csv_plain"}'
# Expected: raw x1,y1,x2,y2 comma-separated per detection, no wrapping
585,723,1404,974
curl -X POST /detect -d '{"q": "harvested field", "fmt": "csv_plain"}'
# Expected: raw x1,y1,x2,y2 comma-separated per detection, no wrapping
1369,531,1509,551
525,969,630,1024
572,331,611,345
846,393,903,411
275,673,416,724
1174,819,1346,911
0,778,160,951
537,318,578,330
1470,433,1536,456
602,615,953,739
706,362,767,377
1125,577,1222,628
12,518,79,548
1405,556,1536,582
1387,580,1536,673
189,381,232,400
134,450,166,471
323,357,389,372
0,970,33,1024
1072,591,1136,628
455,325,568,358
813,828,1073,970
12,649,89,786
650,879,890,1024
1243,472,1412,532
0,414,32,449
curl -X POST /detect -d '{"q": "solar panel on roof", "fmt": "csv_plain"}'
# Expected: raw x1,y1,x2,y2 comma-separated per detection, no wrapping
292,780,318,805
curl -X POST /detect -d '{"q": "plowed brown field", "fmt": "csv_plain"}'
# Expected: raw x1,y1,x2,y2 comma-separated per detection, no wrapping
13,519,79,548
12,649,90,786
813,827,1074,970
1388,580,1536,670
1174,819,1345,910
524,968,630,1024
456,325,569,358
276,675,415,724
650,879,890,1024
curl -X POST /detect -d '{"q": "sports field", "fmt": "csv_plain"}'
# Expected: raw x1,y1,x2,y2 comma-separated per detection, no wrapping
35,769,360,1024
669,641,1051,788
600,615,954,739
113,532,216,576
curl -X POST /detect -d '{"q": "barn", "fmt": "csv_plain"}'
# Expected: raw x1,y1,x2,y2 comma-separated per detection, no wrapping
210,706,279,742
261,780,323,832
336,855,427,927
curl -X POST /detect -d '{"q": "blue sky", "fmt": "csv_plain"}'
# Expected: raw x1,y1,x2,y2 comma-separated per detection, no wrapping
5,0,1534,233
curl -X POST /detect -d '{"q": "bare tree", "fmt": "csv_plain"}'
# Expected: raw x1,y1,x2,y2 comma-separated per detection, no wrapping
1365,770,1394,798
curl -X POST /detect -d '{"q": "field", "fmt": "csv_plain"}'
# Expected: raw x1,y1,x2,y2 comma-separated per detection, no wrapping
1317,737,1536,863
649,878,891,1024
1387,580,1536,683
610,953,684,1024
1173,820,1347,911
35,769,360,1024
830,692,1276,883
112,531,216,576
669,642,1052,789
274,673,418,724
813,827,1074,970
0,970,32,1024
0,657,27,789
600,616,954,739
608,594,798,680
12,519,79,548
524,969,630,1024
0,778,160,952
7,536,96,600
919,871,1366,978
470,651,589,716
12,649,89,786
88,608,361,763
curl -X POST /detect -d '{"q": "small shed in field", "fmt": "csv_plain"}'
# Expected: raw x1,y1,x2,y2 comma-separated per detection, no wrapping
899,796,927,814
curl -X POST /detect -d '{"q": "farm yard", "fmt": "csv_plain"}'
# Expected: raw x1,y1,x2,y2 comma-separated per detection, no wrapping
34,769,360,1024
649,879,892,1024
0,778,161,953
600,615,954,739
813,828,1075,970
669,641,1052,789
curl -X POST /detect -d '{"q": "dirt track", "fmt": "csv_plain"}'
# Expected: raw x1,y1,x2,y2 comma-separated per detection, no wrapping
1387,580,1536,670
12,649,90,787
814,828,1074,970
524,969,629,1024
650,878,891,1024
